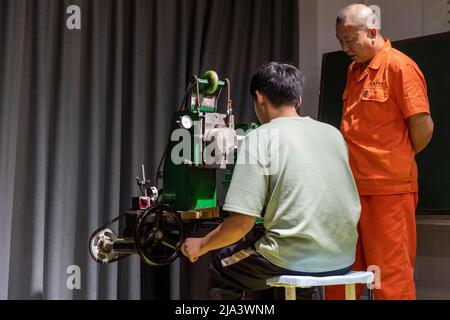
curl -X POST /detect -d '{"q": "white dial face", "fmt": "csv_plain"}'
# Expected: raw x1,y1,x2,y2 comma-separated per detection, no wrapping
180,115,193,129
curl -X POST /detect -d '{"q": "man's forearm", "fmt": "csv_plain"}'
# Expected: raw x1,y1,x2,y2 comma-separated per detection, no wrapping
408,113,434,154
410,131,432,154
200,214,256,253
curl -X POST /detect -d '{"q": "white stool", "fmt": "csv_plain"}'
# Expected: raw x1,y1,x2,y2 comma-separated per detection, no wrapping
266,271,375,300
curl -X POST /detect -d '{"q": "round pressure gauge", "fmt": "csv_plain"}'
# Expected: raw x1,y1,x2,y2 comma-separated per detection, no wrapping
179,115,193,129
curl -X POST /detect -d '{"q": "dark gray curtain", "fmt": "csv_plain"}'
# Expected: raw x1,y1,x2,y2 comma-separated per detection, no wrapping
0,0,298,299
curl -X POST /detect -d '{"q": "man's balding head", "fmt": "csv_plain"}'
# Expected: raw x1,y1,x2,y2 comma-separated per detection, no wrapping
337,3,380,30
335,4,385,64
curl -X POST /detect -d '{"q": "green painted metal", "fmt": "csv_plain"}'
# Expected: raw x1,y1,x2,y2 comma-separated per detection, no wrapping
189,78,226,113
161,111,217,211
160,73,259,214
160,116,260,212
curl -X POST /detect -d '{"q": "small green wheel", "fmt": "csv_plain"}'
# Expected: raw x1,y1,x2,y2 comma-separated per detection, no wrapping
203,70,219,94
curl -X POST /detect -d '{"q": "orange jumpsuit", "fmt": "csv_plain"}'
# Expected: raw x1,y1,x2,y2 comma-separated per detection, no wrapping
326,39,430,300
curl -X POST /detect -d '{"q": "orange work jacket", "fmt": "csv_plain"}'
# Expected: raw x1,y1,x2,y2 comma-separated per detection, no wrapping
341,39,430,195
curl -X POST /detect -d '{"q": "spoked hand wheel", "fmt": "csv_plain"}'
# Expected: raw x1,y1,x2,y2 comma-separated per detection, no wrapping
134,204,184,266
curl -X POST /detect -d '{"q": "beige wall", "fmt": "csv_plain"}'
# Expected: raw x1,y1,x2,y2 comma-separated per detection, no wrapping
367,0,425,40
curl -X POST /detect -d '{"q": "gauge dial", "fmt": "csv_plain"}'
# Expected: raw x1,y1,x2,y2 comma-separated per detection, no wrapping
180,115,193,129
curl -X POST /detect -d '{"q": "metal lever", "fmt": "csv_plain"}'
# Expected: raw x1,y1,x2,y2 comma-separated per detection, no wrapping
136,164,148,197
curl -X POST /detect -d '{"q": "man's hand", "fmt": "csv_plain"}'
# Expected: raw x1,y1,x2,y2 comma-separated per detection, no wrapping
408,113,434,154
181,237,206,263
180,213,256,264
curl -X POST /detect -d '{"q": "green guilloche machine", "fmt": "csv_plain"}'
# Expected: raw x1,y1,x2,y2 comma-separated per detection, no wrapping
89,71,257,266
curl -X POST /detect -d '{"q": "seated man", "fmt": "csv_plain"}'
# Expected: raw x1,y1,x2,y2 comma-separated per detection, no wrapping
181,62,361,300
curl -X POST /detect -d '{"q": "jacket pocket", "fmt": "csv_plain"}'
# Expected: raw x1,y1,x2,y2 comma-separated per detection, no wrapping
361,88,389,102
361,88,391,120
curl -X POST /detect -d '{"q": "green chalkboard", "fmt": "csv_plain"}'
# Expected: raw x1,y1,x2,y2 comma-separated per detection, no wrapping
318,32,450,213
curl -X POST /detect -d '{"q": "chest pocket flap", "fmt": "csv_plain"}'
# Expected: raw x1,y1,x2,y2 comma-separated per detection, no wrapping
361,88,389,102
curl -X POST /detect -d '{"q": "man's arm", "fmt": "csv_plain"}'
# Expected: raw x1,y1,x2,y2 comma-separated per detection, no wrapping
408,112,434,154
181,213,257,262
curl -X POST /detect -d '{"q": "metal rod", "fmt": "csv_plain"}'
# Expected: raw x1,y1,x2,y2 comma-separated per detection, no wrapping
113,239,137,254
141,164,147,196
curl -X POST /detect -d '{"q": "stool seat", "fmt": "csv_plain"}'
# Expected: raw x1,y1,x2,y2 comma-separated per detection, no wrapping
266,271,374,300
267,271,374,288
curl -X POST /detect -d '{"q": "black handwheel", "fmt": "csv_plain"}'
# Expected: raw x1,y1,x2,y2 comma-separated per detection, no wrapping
134,204,184,266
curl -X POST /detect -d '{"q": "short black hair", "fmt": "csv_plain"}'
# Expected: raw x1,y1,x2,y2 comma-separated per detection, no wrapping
250,62,304,107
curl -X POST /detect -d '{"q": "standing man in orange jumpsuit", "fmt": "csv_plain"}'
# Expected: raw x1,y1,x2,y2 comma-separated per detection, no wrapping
327,4,434,300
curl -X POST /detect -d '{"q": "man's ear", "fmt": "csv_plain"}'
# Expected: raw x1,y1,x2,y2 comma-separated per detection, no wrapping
295,97,303,114
255,90,265,106
368,28,378,40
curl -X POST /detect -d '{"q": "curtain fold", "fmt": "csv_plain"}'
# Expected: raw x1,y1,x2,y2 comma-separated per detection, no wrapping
0,0,298,299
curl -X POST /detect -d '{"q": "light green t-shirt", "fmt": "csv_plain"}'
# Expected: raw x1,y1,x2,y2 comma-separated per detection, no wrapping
223,116,361,272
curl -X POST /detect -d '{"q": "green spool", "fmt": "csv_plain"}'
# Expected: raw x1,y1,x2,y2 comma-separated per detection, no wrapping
203,70,219,94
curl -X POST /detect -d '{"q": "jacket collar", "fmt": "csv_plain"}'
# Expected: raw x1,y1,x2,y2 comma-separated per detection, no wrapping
350,38,391,81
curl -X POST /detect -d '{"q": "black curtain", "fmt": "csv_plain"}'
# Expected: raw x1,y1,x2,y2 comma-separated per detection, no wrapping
0,0,298,299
